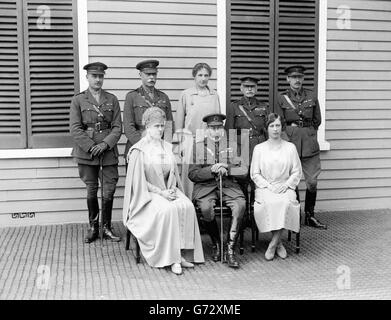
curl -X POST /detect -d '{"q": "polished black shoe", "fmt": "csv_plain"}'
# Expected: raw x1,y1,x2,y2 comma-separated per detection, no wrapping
84,225,99,243
102,226,121,242
305,216,327,229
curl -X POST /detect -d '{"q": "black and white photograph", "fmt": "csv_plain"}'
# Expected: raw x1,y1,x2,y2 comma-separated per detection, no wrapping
0,0,390,306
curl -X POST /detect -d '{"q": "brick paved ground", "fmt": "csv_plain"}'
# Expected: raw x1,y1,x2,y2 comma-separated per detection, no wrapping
0,209,390,300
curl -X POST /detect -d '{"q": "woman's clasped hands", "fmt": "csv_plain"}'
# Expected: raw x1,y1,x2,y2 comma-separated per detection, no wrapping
267,183,289,194
160,188,178,201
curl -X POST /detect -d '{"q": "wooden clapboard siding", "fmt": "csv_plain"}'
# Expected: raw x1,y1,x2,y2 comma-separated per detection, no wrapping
0,0,217,226
0,155,126,226
316,0,391,211
87,0,218,112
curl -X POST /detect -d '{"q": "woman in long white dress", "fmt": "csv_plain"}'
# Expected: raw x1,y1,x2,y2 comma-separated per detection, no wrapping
250,113,302,260
122,107,204,275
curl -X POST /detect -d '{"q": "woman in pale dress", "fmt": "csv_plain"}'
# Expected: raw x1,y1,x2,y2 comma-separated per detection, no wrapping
122,107,204,275
250,113,302,260
175,63,221,198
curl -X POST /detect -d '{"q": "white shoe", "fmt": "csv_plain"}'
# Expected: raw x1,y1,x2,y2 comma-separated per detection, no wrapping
276,243,287,259
171,263,182,275
181,257,194,268
265,243,276,261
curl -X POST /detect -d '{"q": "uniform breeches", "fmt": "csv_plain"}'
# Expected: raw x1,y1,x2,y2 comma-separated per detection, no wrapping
195,189,246,241
78,164,119,200
301,154,321,192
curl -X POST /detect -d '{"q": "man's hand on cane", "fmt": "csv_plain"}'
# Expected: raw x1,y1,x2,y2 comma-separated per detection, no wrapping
211,163,228,176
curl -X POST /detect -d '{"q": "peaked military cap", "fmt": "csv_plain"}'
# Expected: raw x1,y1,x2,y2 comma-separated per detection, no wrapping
136,59,159,73
83,62,107,75
239,76,260,85
284,65,306,76
203,113,226,126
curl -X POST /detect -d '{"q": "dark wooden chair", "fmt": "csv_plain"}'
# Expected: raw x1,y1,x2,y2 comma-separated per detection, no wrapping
287,188,301,253
125,229,141,263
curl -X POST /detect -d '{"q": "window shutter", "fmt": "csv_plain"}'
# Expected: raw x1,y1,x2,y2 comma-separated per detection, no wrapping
274,0,318,101
0,0,27,148
228,0,273,104
23,0,78,148
228,0,318,110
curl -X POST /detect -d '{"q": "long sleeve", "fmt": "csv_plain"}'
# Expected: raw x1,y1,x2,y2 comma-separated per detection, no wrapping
224,102,235,130
103,95,122,148
285,144,302,189
175,90,186,131
69,96,95,153
250,146,271,189
147,182,163,194
312,98,322,130
188,164,215,183
123,91,142,146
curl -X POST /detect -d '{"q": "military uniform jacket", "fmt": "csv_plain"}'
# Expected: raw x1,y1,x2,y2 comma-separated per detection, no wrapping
188,137,248,200
225,96,269,158
275,87,321,158
123,86,173,158
69,89,122,165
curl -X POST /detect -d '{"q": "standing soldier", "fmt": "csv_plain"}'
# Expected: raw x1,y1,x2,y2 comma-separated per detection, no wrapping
225,76,268,159
189,113,247,268
70,62,122,243
123,59,173,160
225,76,269,205
275,65,327,229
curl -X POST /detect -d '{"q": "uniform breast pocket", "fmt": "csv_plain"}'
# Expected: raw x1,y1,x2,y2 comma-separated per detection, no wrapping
101,106,113,122
134,105,148,125
253,109,267,123
303,103,315,118
80,105,96,123
234,114,246,128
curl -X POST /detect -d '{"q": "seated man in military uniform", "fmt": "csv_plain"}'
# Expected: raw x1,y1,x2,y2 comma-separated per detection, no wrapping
188,114,247,268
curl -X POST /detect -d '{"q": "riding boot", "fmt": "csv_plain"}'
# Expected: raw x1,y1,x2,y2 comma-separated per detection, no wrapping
225,218,240,268
84,198,100,243
203,220,221,262
226,236,240,268
304,190,327,229
102,198,121,241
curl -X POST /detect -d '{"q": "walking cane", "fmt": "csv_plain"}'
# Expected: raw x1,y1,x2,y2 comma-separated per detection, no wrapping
99,154,104,246
218,171,224,263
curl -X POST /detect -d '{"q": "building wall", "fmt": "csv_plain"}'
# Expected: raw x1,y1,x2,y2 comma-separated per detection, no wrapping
0,0,218,227
315,0,391,211
1,0,391,228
